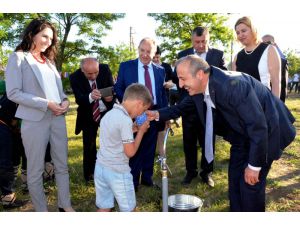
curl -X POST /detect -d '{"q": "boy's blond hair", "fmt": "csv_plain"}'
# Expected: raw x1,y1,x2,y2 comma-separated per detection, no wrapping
123,83,153,106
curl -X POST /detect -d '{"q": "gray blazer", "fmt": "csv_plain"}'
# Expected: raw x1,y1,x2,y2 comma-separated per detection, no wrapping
5,52,67,121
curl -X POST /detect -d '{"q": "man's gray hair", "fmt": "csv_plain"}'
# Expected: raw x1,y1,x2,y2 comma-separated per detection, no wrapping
80,57,98,69
175,55,211,77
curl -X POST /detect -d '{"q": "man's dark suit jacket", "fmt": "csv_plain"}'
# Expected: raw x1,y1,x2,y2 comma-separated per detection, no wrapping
173,47,227,90
69,64,115,135
161,62,173,82
114,58,168,108
159,66,296,167
178,47,226,69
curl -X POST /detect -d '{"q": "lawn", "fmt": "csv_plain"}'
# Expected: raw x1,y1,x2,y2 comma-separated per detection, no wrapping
1,94,299,212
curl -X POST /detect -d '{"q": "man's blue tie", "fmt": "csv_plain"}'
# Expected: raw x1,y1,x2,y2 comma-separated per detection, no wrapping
204,94,214,163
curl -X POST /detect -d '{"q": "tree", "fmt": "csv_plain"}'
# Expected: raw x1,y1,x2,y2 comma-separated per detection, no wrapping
98,44,137,79
148,13,234,62
0,13,124,71
285,49,300,76
0,45,12,80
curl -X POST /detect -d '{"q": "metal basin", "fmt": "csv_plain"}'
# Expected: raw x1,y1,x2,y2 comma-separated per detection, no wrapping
168,194,203,212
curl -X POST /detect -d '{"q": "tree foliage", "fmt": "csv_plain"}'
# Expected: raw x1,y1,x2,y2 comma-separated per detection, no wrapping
0,45,12,79
285,49,300,76
148,13,234,61
0,13,124,71
98,44,137,78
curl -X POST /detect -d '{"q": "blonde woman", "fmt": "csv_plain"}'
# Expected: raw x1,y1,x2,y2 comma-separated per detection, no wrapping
233,16,281,98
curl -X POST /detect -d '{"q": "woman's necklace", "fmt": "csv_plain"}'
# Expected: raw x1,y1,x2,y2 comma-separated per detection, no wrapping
244,43,260,55
31,52,46,64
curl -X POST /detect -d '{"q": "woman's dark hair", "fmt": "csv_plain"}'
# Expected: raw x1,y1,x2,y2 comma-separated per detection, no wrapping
15,18,58,61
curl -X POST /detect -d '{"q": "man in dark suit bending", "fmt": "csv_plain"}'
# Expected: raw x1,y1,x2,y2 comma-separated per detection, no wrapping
174,26,227,186
69,58,115,183
148,55,296,211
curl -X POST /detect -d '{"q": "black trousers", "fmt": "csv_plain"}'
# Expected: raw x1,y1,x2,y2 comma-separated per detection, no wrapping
82,122,99,181
228,140,272,212
169,89,180,106
0,124,14,195
129,120,159,187
12,131,26,170
182,114,214,175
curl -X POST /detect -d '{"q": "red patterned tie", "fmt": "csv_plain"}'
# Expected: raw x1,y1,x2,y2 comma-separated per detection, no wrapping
92,81,101,123
143,65,153,98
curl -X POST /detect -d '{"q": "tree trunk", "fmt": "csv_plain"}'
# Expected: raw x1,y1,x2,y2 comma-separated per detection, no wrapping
56,15,72,72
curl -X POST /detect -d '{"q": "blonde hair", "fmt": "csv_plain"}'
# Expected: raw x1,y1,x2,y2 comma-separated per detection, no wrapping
234,16,258,43
123,83,153,106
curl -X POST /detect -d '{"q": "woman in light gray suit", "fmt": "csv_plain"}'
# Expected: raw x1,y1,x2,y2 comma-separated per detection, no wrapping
5,18,74,212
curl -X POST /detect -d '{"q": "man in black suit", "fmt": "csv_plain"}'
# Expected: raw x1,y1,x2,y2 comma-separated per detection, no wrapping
174,26,227,186
149,55,296,211
69,58,115,183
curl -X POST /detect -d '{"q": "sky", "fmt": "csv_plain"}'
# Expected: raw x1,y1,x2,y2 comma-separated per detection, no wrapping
101,12,300,56
2,0,300,56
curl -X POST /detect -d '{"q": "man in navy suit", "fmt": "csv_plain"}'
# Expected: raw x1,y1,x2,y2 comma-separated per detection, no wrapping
69,58,115,183
114,38,168,191
149,55,296,211
174,26,227,187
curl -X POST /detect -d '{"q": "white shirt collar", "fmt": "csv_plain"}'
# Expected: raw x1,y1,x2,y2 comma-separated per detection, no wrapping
114,103,130,117
138,59,152,69
204,79,210,96
204,79,215,108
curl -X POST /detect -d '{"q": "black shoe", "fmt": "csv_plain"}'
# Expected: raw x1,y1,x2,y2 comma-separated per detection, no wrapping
141,180,161,190
200,172,215,187
181,172,198,185
141,179,153,187
58,207,65,212
58,207,75,212
2,199,28,209
134,185,138,192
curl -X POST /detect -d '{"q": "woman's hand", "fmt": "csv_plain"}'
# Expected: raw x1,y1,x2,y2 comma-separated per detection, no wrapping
48,101,66,116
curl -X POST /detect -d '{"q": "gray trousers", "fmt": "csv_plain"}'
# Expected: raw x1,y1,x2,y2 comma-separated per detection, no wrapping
21,111,71,211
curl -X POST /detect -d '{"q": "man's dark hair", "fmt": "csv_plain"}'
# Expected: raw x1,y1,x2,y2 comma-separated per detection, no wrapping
192,26,208,36
155,46,161,55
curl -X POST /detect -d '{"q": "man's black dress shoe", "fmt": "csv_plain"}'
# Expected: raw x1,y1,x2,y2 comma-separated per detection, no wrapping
181,172,198,185
58,207,65,212
199,172,215,187
2,199,28,209
141,180,160,190
140,180,153,186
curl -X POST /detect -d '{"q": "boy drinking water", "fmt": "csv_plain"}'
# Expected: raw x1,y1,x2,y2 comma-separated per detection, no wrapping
94,83,152,212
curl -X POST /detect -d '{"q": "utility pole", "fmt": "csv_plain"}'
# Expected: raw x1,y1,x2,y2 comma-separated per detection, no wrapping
129,26,135,52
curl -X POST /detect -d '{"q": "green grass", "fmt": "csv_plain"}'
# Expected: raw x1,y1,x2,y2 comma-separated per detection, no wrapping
1,94,299,212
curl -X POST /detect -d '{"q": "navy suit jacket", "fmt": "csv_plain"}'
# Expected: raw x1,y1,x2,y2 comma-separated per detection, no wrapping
69,64,115,135
178,47,227,70
159,66,296,167
114,59,168,108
